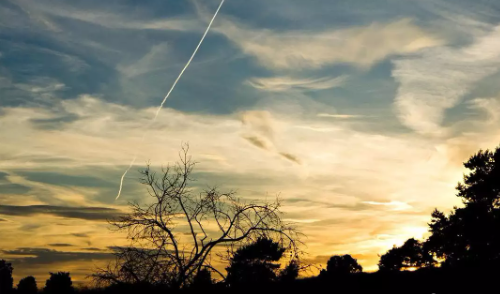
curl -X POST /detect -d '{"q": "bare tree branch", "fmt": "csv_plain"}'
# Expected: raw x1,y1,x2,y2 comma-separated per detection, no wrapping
93,144,301,289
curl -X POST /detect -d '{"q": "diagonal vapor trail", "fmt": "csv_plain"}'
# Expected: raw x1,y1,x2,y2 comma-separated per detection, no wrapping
116,0,225,200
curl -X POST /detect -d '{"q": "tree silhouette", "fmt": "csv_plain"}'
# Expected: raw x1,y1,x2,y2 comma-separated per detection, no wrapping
93,145,299,289
425,146,500,268
278,260,300,282
44,272,74,294
0,260,13,294
17,276,37,294
378,238,435,271
226,237,297,287
190,268,213,289
325,254,362,275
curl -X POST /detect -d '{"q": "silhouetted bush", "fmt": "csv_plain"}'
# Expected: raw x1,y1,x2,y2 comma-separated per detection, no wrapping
17,276,37,294
44,272,74,294
226,237,298,288
189,268,213,289
0,260,14,294
278,260,299,282
378,238,435,271
325,254,362,275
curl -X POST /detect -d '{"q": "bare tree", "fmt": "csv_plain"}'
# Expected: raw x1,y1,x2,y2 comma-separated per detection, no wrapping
93,144,299,289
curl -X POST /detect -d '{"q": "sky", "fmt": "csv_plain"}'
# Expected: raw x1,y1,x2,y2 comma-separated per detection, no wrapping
1,0,500,286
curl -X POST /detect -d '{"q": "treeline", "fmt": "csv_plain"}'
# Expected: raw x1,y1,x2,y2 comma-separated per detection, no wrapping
0,269,73,294
2,144,500,294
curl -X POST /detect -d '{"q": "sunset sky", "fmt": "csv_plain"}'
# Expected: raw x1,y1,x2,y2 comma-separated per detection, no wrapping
2,0,500,286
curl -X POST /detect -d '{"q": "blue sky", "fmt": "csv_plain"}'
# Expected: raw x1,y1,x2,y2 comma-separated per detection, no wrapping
2,0,500,284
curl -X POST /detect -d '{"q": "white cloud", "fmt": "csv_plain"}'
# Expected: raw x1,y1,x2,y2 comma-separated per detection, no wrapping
248,75,347,92
317,113,364,119
468,96,500,124
2,93,500,272
0,96,469,235
117,43,171,78
12,0,201,32
214,18,442,70
363,201,413,211
393,24,500,135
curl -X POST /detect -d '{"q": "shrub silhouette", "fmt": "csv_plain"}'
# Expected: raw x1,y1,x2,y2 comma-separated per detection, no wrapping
378,238,435,271
17,276,37,294
278,260,299,282
44,272,74,294
226,237,297,287
326,254,362,275
190,268,213,289
0,260,14,294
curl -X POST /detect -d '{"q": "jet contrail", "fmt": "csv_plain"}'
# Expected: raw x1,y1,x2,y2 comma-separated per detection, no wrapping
116,0,225,200
116,155,137,200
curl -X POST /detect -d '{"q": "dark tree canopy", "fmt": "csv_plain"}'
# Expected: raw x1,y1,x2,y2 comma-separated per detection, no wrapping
457,148,500,207
425,146,500,268
326,254,363,275
17,276,38,294
190,268,213,289
44,272,74,294
226,237,298,287
378,238,435,271
278,260,300,282
0,260,13,294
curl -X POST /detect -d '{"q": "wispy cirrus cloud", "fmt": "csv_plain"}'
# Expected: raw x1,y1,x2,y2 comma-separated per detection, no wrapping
468,96,500,123
8,0,201,32
247,75,347,92
1,93,499,273
117,43,171,78
3,0,500,278
363,201,413,211
2,247,112,265
393,24,500,135
215,18,442,70
0,204,124,221
317,113,365,119
240,110,301,163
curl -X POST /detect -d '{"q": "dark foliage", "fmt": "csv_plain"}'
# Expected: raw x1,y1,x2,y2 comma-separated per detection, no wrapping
44,272,74,294
17,276,37,294
0,260,13,294
189,268,213,289
425,146,500,268
226,237,298,287
325,254,362,275
277,260,300,282
378,238,435,271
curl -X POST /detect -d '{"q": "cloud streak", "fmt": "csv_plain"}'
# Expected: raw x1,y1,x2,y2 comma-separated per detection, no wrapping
2,247,112,265
215,18,442,70
2,0,500,276
248,75,347,92
1,93,499,273
393,24,500,135
9,0,202,32
0,205,124,221
317,113,365,119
